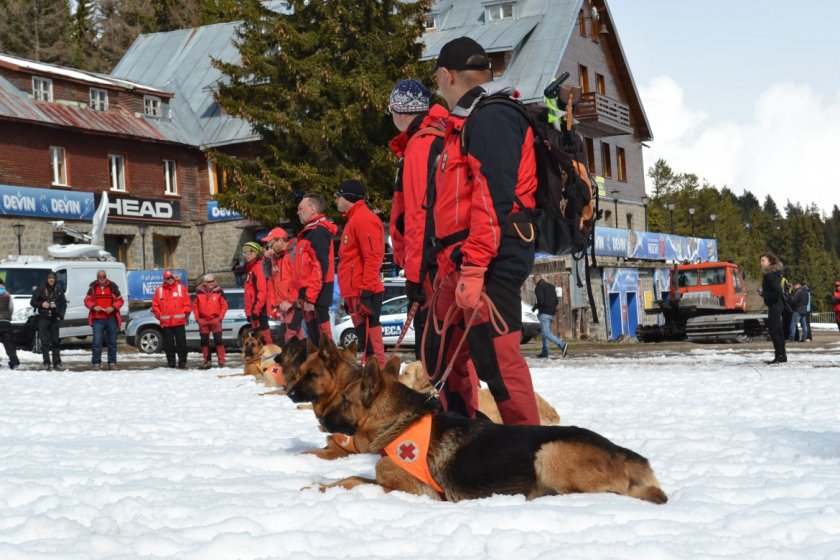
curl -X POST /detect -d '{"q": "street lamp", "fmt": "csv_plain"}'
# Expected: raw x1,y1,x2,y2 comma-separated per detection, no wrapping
688,207,696,237
137,224,148,269
667,203,675,234
196,222,206,276
12,223,24,255
640,196,649,231
709,213,717,239
610,190,620,228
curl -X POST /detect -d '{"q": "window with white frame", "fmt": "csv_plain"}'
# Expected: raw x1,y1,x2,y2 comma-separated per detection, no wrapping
89,88,108,111
424,12,438,29
144,95,161,117
50,146,67,185
32,77,53,101
164,159,178,195
486,3,514,21
108,154,126,191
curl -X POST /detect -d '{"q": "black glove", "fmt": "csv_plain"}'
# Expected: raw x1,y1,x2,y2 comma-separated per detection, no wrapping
360,290,374,316
406,280,426,304
249,313,260,323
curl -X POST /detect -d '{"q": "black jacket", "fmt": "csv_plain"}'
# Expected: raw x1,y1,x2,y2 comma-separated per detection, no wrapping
532,279,558,315
761,262,784,307
791,285,810,314
30,285,67,320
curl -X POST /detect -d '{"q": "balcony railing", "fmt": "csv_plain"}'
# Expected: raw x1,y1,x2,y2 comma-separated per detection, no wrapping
575,92,633,137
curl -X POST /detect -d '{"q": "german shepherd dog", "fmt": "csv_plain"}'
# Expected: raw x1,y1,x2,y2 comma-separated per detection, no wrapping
316,356,668,504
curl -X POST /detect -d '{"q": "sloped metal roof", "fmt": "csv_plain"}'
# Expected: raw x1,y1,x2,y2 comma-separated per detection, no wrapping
112,22,258,148
0,75,177,142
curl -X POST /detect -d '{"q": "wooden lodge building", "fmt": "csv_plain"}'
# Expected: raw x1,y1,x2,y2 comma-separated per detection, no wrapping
0,0,672,339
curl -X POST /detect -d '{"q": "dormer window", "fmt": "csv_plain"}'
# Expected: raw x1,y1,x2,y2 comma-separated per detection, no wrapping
32,77,53,102
90,88,109,111
486,2,514,21
424,12,438,30
144,95,161,117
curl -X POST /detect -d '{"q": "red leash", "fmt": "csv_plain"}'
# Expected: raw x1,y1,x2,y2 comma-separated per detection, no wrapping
390,301,419,357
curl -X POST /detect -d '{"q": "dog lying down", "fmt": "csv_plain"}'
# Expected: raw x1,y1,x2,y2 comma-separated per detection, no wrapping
314,356,668,504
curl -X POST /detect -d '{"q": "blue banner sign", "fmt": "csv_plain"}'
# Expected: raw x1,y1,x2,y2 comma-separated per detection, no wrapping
207,201,243,221
0,184,96,220
127,269,188,301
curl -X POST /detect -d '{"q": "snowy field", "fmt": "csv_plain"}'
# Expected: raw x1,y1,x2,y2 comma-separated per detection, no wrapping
1,338,840,560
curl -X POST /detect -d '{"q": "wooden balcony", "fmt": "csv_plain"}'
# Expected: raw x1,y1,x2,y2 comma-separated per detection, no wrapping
575,92,633,137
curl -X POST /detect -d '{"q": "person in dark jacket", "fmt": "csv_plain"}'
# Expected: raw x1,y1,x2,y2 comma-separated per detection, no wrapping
759,252,786,364
531,275,568,359
788,280,810,342
0,279,20,370
30,271,67,371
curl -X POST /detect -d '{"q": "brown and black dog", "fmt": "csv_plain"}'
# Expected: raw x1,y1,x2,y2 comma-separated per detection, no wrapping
315,356,668,504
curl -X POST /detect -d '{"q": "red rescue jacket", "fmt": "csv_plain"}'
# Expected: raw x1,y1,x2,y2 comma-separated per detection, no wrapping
337,200,385,298
152,280,192,328
389,104,447,283
244,256,268,317
194,282,228,325
84,280,125,327
290,215,338,307
434,83,537,279
266,241,295,314
833,288,840,313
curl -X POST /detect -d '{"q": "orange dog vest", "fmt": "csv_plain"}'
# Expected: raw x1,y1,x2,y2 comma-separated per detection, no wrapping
381,414,443,494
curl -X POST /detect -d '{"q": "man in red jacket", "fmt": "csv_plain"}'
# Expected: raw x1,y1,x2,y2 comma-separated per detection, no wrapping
194,273,228,368
388,79,448,360
832,280,840,332
426,37,540,425
292,193,338,345
84,269,124,370
242,241,272,345
263,227,304,342
152,270,192,369
336,179,386,366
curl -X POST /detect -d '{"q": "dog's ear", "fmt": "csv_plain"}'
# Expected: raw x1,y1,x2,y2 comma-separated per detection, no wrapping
317,336,339,368
361,358,383,408
382,356,401,379
306,337,317,355
346,339,357,355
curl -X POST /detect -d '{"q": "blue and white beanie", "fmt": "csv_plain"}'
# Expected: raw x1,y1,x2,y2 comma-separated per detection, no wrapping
389,79,431,114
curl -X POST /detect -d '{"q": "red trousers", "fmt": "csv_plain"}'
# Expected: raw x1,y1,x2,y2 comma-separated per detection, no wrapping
427,271,539,426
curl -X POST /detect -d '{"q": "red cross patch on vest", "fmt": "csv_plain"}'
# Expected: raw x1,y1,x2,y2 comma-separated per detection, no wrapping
382,414,443,494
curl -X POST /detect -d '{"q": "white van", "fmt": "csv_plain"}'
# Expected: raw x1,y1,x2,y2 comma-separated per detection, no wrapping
0,256,128,349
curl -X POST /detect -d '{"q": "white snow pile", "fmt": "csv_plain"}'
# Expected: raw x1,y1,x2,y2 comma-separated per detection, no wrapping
1,342,839,559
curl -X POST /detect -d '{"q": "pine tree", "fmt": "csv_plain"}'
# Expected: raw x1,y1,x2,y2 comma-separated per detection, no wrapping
199,0,241,25
72,0,101,70
0,0,73,64
211,0,432,226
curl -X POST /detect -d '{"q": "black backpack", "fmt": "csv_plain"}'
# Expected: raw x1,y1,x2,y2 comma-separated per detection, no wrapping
460,95,602,322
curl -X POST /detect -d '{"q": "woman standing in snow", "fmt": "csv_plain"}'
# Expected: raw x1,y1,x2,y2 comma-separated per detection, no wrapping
759,252,786,364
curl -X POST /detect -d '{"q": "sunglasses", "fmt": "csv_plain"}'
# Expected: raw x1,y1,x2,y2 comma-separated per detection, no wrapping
97,275,106,279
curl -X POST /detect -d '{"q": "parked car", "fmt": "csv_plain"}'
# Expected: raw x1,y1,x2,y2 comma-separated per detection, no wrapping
125,288,282,354
332,294,540,349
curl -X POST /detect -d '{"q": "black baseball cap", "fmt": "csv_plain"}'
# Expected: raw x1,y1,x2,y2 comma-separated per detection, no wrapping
429,37,491,75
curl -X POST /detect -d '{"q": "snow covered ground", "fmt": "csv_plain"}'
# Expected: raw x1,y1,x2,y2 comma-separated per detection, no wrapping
1,339,839,560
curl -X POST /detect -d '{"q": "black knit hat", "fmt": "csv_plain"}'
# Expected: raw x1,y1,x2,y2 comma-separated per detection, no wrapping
430,37,491,75
337,179,366,202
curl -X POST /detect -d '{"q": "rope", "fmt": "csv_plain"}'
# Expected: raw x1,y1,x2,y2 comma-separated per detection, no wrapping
390,301,419,357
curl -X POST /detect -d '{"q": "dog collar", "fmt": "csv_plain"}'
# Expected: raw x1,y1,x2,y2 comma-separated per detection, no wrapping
380,414,443,494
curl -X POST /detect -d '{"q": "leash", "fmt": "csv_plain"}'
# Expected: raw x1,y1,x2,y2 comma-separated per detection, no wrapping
390,301,419,357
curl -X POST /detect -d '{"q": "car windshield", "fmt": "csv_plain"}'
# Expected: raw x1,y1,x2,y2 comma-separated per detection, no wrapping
381,296,408,315
0,267,65,295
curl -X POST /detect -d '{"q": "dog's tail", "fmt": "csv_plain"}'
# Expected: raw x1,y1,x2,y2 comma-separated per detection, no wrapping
626,459,668,504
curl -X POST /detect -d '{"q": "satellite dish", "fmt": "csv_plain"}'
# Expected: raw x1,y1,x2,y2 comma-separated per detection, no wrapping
47,192,114,260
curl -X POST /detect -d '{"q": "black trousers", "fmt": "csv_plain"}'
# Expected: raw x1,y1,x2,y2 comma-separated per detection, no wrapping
38,317,61,366
304,304,331,346
0,322,19,367
162,325,188,366
767,302,786,360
